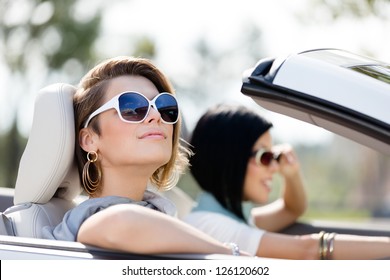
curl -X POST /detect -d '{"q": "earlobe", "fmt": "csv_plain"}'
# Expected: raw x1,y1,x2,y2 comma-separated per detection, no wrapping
79,128,98,152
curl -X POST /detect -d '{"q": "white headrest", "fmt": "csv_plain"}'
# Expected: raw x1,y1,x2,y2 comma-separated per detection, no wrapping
14,83,82,205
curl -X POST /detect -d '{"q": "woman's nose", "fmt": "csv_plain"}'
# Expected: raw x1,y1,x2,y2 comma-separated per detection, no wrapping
145,105,161,123
269,159,280,173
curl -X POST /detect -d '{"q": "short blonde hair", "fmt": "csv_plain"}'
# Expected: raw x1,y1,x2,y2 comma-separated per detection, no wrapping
73,56,190,192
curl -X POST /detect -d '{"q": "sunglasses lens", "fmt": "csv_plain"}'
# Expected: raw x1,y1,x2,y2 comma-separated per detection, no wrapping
155,94,179,123
260,152,274,166
118,93,149,122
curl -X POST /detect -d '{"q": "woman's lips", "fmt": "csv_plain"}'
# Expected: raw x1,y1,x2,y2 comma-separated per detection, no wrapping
138,130,167,139
261,179,272,192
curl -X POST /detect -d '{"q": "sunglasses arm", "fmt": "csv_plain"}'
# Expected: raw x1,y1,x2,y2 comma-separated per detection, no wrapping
83,99,117,128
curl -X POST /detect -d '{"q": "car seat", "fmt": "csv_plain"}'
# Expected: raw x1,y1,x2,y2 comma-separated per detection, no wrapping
2,83,83,238
0,82,195,238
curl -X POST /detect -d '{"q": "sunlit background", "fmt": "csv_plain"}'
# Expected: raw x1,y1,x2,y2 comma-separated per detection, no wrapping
1,0,389,221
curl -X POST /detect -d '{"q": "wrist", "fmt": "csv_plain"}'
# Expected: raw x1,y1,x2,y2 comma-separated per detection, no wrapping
224,242,240,256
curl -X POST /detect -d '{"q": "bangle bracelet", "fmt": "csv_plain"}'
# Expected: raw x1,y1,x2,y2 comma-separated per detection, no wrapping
326,233,336,260
224,242,240,256
318,231,326,260
322,232,330,260
318,231,337,260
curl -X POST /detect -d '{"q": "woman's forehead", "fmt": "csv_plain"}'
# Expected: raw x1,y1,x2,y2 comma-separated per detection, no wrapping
253,131,272,150
105,75,159,100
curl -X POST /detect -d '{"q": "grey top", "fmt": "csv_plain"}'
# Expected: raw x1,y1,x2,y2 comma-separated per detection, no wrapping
42,190,176,241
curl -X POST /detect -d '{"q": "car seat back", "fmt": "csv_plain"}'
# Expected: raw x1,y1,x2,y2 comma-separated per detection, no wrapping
3,83,82,238
1,83,195,238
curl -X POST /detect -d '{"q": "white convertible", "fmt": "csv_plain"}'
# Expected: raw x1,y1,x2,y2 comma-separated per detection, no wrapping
1,48,389,259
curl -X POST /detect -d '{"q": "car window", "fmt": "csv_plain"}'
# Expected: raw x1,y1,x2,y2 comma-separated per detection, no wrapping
350,65,390,85
301,49,382,67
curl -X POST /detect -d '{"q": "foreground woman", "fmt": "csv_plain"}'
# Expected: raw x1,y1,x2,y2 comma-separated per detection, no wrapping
42,57,244,256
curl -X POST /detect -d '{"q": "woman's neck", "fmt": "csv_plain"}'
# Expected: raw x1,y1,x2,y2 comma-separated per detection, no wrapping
97,166,153,201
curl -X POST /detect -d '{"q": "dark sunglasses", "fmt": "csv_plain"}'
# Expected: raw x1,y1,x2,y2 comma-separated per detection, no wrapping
251,148,282,166
84,91,179,128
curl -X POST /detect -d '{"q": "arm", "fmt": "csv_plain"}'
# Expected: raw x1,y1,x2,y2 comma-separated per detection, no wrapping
257,231,390,260
253,144,307,232
77,203,249,255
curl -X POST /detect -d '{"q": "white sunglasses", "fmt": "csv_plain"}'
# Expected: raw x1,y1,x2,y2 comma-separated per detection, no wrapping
84,91,179,128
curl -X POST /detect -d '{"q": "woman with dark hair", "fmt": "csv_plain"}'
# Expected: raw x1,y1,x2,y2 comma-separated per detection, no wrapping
188,104,306,223
185,104,390,259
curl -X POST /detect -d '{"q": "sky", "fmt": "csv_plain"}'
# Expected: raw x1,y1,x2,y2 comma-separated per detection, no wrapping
2,0,390,145
99,0,390,145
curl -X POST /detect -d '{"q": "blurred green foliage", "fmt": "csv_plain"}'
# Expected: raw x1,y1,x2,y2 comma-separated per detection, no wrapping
0,0,102,77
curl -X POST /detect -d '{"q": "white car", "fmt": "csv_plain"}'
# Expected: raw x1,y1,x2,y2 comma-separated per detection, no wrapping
1,48,389,259
242,48,389,155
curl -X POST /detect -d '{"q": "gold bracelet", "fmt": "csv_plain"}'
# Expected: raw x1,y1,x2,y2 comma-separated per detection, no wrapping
318,231,326,260
326,233,336,260
322,232,330,260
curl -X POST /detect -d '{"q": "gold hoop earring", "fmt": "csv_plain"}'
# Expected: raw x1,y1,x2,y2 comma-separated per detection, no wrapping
82,151,101,195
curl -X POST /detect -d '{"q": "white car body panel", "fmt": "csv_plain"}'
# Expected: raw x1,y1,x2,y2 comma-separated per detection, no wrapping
272,50,390,122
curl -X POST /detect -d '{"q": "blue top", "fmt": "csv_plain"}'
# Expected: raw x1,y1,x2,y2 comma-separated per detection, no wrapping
191,192,253,224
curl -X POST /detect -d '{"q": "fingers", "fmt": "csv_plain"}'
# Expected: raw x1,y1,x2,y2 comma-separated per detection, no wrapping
273,144,301,178
283,152,296,164
273,144,296,164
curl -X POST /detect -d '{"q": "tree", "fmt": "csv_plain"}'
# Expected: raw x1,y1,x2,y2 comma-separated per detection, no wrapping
0,117,26,188
0,0,103,79
299,0,390,21
0,0,103,188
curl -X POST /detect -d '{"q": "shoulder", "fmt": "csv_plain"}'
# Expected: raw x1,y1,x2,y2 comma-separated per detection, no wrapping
41,196,136,241
143,190,177,216
75,196,135,215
